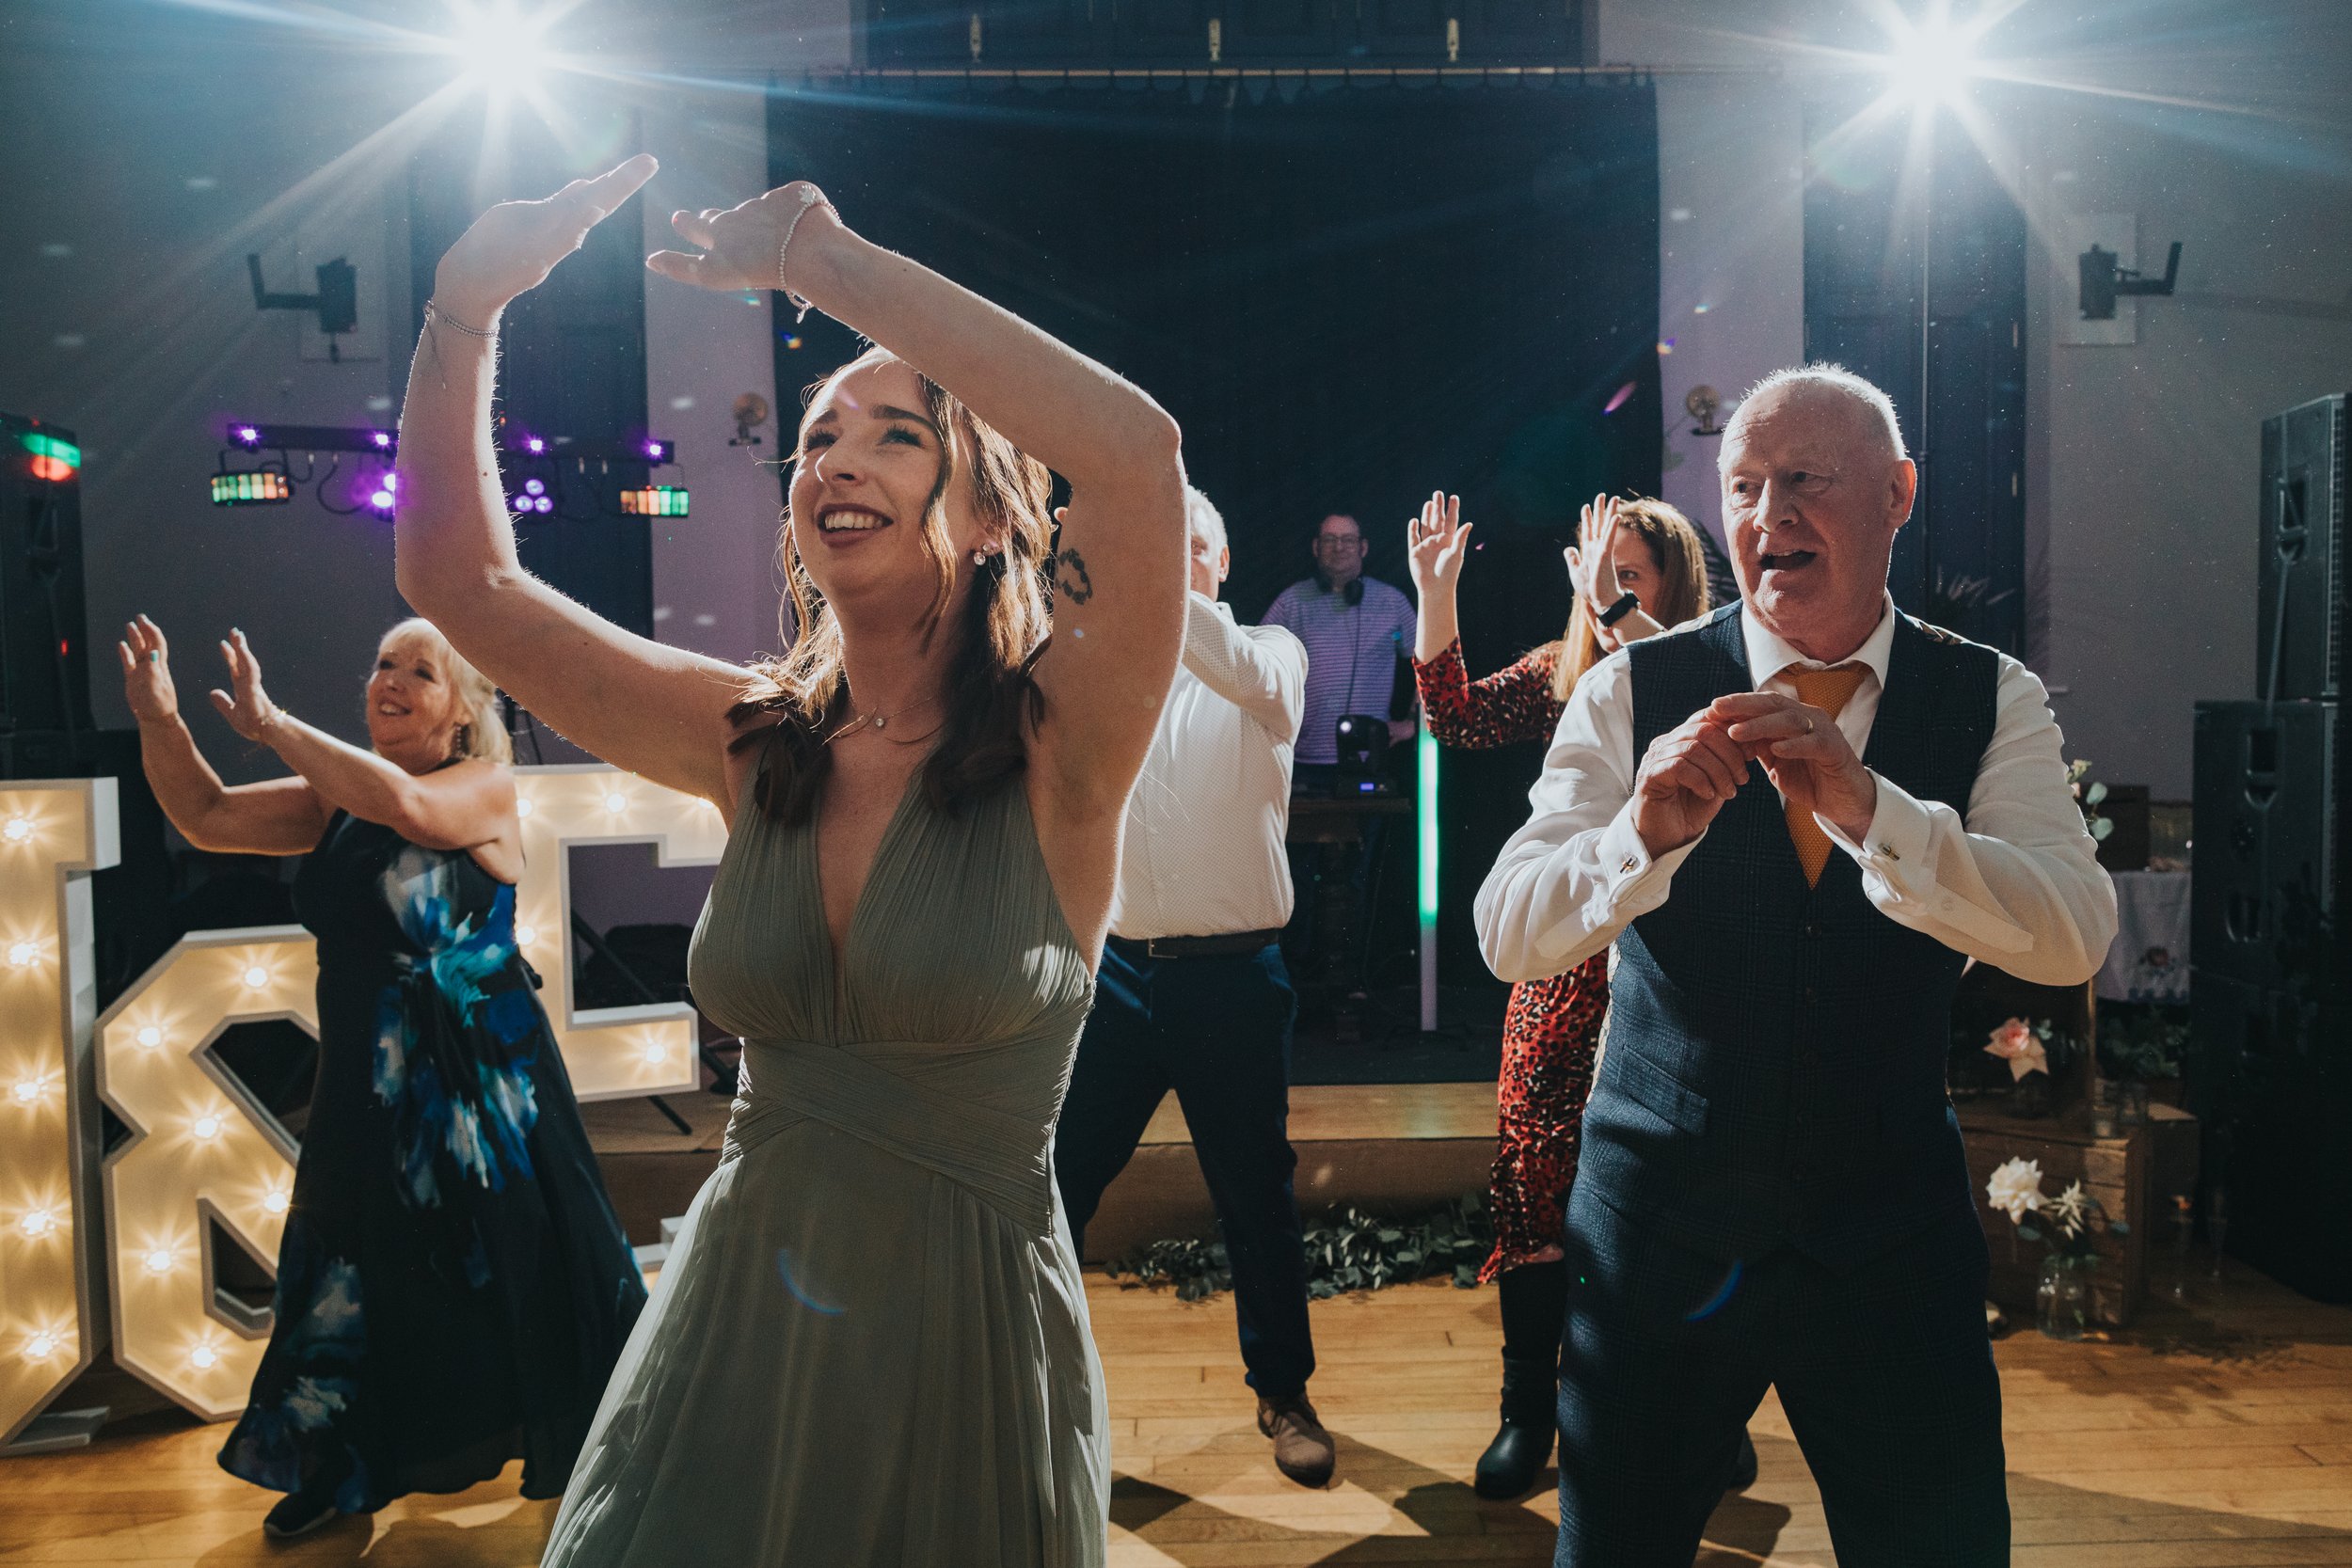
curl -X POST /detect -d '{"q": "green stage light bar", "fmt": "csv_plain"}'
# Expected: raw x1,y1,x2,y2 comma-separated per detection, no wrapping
622,485,690,517
1417,721,1438,1031
211,471,292,506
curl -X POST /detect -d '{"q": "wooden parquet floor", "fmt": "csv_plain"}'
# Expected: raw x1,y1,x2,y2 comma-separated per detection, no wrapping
5,1257,2348,1566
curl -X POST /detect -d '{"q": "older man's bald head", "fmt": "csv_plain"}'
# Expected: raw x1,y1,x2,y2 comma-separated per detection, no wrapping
1720,365,1908,474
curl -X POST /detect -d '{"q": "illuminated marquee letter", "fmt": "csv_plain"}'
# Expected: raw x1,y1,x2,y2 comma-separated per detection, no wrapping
95,930,314,1420
512,764,726,1101
0,779,119,1447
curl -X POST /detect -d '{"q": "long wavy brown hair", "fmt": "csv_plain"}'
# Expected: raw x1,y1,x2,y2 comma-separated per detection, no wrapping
725,346,1056,825
1547,498,1712,701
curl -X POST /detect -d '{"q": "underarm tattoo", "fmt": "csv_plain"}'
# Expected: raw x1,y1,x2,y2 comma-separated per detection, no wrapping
1051,546,1094,606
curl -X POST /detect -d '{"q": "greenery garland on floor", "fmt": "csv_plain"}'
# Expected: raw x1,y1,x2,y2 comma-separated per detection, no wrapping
1107,1195,1493,1302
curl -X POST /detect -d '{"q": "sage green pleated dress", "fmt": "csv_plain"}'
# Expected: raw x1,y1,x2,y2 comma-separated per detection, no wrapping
540,768,1108,1566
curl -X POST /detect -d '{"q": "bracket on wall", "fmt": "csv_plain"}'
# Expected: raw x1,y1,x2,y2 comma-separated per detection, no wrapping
2078,241,2181,322
246,254,358,360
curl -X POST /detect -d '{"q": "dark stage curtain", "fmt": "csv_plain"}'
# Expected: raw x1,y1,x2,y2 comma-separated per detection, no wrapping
769,73,1661,991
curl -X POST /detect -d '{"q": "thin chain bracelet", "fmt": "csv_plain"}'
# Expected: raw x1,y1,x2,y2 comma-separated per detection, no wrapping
421,297,498,389
775,186,832,324
424,297,498,338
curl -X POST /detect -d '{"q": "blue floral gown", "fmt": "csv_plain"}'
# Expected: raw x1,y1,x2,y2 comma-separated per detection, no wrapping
217,810,647,1513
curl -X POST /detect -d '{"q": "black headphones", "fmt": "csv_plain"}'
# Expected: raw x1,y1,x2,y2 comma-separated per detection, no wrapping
1314,570,1366,607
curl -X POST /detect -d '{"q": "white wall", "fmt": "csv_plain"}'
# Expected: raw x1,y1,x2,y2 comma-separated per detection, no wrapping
1603,0,2352,800
2011,7,2352,798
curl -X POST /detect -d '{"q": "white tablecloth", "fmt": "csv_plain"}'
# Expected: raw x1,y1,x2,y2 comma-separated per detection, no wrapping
2095,868,2190,1003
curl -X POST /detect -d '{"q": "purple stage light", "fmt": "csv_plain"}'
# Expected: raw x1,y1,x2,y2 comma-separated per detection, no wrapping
233,425,261,446
511,494,532,512
524,478,545,497
369,489,395,510
372,431,392,449
532,495,553,514
643,439,666,461
524,436,546,454
382,472,398,492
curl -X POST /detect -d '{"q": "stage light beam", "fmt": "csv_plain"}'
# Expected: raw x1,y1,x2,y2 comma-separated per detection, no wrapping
1881,3,1982,115
447,3,559,102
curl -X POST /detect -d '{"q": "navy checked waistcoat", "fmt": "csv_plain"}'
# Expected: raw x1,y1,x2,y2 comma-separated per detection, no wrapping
1578,603,2000,1272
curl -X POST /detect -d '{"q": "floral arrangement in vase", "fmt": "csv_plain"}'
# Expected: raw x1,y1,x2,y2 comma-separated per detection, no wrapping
1980,1016,2076,1117
1984,1156,2129,1339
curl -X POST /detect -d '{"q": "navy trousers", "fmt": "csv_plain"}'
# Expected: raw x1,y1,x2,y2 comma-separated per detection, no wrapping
1054,938,1316,1398
1556,1189,2010,1567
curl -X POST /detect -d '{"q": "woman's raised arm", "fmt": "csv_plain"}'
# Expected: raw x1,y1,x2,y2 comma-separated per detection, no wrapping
648,182,1188,819
394,156,748,809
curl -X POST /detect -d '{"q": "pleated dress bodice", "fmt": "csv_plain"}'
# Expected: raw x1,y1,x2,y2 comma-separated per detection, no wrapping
688,766,1096,1233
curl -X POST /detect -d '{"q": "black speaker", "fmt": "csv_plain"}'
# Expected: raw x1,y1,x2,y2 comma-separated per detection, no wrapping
2191,971,2352,1304
2192,700,2347,989
2257,393,2347,702
0,414,95,736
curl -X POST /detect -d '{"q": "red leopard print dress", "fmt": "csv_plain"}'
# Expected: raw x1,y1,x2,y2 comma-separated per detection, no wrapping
1414,639,1607,1282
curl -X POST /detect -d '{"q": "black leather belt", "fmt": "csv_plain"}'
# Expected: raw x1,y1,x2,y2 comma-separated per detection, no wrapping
1110,929,1284,960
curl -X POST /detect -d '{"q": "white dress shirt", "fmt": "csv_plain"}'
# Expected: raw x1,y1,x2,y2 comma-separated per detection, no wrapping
1475,595,2118,988
1109,593,1307,941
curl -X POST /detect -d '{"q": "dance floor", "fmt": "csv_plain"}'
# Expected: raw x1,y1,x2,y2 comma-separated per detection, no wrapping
4,1259,2349,1566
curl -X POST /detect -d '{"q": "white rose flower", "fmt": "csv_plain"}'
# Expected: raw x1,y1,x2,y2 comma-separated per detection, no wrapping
1984,1157,2045,1223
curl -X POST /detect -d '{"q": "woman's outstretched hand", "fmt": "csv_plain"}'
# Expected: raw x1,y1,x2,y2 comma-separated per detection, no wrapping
119,615,179,724
1405,491,1473,600
432,154,660,325
207,630,284,744
1565,492,1632,648
645,182,844,297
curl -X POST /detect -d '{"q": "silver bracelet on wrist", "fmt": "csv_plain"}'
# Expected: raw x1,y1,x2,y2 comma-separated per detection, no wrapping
776,186,832,324
423,297,498,339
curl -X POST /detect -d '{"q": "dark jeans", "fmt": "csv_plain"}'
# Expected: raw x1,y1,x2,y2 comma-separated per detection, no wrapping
1055,938,1316,1399
1554,1190,2009,1566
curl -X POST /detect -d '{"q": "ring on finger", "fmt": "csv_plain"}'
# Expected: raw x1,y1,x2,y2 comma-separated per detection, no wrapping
1803,716,1815,734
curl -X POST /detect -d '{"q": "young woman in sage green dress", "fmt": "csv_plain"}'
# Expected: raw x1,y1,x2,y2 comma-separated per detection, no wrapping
390,155,1188,1565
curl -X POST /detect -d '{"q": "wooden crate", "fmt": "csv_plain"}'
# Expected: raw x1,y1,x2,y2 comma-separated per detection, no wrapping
1959,1101,2153,1327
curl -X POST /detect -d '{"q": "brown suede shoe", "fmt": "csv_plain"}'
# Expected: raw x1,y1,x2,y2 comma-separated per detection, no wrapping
1257,1393,1337,1488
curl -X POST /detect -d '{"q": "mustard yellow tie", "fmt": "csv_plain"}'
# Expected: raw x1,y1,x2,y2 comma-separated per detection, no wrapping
1784,664,1868,887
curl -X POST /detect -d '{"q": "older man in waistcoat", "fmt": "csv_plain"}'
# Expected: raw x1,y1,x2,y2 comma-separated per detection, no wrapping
1476,366,2117,1566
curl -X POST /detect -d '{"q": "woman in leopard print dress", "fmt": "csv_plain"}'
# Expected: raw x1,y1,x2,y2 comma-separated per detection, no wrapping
1406,488,1709,1499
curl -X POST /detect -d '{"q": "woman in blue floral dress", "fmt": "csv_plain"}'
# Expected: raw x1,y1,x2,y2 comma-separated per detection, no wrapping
120,613,645,1540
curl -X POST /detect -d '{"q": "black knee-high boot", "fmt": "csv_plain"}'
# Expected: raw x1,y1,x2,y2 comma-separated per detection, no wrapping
1475,1259,1568,1498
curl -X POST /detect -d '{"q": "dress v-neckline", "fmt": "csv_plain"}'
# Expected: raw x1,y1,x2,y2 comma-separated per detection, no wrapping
804,765,928,1027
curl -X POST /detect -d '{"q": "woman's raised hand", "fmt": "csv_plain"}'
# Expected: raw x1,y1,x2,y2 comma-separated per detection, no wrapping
432,155,660,325
207,629,284,744
1405,491,1474,600
646,182,844,297
1565,492,1624,611
119,615,180,724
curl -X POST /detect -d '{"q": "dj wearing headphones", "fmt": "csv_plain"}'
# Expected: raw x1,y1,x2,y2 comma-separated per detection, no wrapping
1263,513,1419,795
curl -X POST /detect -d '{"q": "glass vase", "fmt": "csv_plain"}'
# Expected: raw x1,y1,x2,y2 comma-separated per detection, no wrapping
2036,1254,2092,1340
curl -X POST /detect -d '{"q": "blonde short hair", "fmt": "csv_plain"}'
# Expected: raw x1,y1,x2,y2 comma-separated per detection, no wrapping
378,618,512,765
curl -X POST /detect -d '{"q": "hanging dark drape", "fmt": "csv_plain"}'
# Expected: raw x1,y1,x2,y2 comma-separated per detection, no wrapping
769,73,1661,991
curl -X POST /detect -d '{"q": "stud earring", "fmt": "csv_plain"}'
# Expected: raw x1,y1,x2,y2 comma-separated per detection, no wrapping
972,549,989,566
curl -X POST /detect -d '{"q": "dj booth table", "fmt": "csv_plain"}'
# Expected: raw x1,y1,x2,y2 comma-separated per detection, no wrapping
1285,789,1414,1043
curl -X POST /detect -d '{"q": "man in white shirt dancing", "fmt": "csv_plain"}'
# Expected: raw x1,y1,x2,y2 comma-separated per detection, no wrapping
1477,367,2116,1565
1053,486,1334,1487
